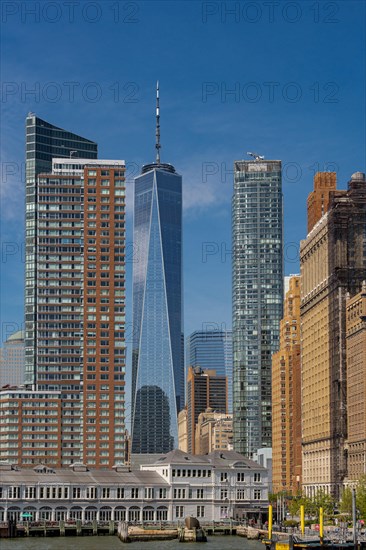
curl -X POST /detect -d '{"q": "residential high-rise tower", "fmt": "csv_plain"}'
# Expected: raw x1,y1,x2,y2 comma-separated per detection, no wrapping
24,114,98,387
232,158,283,457
23,114,125,468
38,158,126,468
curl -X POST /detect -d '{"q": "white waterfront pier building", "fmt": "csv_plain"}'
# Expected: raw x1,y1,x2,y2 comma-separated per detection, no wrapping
0,450,268,523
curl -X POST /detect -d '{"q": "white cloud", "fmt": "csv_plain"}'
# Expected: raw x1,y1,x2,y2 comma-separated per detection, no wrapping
123,153,232,218
179,154,233,213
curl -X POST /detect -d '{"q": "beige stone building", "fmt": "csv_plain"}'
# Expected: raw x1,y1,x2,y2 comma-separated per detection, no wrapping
195,409,233,455
300,171,366,498
272,276,302,494
178,407,188,452
345,283,366,481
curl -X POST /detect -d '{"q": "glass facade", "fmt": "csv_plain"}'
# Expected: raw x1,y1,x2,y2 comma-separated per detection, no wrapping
132,165,183,453
232,160,283,457
186,330,233,413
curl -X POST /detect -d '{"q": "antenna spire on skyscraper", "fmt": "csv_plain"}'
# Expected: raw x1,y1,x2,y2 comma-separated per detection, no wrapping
155,81,161,164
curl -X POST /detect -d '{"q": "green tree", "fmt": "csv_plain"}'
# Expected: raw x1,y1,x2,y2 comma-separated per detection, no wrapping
313,489,336,518
288,490,335,520
288,496,301,517
356,476,366,519
340,487,352,515
287,494,312,518
268,492,278,504
305,495,318,518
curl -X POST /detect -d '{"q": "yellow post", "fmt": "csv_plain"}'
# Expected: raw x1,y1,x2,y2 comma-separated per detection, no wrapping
268,504,273,541
319,507,324,542
300,505,305,536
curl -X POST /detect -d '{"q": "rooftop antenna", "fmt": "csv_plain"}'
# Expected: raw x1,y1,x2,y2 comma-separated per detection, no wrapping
155,81,161,164
247,152,265,161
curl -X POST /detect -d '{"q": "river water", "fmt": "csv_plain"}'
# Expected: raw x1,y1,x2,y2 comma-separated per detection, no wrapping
1,536,263,550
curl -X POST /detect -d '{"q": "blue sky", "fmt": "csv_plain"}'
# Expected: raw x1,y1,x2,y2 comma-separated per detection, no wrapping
1,1,365,369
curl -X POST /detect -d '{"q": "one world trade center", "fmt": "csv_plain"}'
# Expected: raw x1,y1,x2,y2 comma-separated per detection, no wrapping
131,84,184,453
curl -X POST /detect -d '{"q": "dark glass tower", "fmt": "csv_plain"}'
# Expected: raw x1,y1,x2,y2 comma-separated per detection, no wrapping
131,85,184,453
24,114,97,386
232,158,283,457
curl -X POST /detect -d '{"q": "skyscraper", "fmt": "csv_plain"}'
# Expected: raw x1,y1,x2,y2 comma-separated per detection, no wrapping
47,158,126,468
187,329,233,412
25,114,98,386
300,171,366,498
24,113,126,467
272,276,302,494
131,84,184,453
232,157,283,457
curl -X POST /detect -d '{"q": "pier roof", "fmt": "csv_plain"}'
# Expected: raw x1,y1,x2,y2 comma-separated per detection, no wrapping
0,467,168,486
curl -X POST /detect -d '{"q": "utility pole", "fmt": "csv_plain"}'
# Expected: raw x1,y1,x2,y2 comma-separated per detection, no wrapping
352,488,357,548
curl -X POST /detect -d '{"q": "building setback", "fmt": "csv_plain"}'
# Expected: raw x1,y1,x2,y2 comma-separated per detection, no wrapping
232,158,283,457
186,367,227,454
0,449,269,523
271,276,302,494
0,389,62,465
345,282,366,482
300,171,366,498
187,330,233,412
